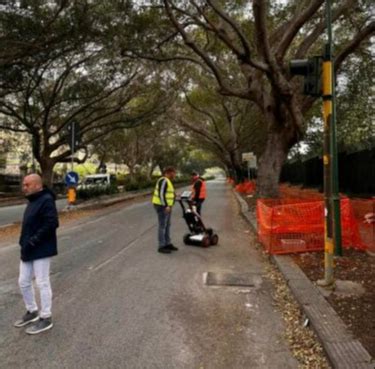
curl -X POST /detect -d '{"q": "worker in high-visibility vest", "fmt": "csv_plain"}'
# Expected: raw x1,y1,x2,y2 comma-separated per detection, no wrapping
152,166,177,254
191,171,206,215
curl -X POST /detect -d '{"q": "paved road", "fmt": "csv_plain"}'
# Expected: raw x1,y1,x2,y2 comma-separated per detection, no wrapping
0,199,67,227
0,180,298,369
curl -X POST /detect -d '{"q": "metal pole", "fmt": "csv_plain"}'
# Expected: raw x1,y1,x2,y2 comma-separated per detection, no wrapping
327,0,343,256
71,121,75,171
319,0,342,287
31,136,36,172
321,54,334,286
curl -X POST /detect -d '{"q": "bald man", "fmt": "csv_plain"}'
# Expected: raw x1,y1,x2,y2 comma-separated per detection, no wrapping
14,174,59,335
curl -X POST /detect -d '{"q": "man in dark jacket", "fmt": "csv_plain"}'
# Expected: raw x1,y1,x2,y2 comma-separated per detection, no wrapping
14,174,59,335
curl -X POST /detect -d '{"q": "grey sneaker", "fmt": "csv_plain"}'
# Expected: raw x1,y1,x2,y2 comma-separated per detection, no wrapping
14,311,39,328
25,317,53,335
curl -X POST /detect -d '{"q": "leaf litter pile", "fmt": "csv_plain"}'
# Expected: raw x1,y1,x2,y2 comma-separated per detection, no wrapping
265,262,331,369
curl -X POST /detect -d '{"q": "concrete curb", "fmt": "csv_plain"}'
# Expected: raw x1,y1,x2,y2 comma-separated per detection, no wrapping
63,182,191,212
233,189,374,369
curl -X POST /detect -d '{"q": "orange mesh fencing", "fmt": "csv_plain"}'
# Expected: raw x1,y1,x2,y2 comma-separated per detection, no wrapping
257,197,366,254
235,180,256,194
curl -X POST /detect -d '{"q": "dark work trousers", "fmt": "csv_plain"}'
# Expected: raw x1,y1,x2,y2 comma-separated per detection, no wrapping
154,205,172,249
195,199,205,216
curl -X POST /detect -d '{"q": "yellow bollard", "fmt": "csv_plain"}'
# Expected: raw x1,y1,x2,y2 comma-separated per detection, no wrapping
67,187,76,204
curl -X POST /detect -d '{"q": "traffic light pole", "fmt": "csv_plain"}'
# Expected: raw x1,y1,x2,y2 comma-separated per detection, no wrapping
320,0,342,287
326,0,342,257
322,52,334,286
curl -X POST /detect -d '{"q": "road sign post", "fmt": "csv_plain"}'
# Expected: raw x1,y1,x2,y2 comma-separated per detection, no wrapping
242,152,257,181
67,121,81,171
65,171,79,205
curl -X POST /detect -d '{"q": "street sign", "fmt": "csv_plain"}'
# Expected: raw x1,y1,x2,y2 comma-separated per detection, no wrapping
65,171,79,187
242,152,254,162
242,152,257,168
248,156,257,169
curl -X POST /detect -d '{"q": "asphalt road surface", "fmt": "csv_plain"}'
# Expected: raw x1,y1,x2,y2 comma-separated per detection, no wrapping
0,179,299,369
0,199,67,227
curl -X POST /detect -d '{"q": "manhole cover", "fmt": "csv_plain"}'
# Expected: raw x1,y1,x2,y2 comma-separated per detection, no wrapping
205,272,258,287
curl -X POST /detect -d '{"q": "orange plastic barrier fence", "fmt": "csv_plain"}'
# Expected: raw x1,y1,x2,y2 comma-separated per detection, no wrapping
257,198,366,254
235,180,256,194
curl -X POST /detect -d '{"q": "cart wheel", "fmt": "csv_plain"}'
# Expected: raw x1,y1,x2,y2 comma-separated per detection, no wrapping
183,233,191,245
210,234,219,246
202,235,211,247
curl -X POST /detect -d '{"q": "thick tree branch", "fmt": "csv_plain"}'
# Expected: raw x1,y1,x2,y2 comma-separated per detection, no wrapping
163,0,249,99
204,0,268,72
335,21,375,72
294,0,356,59
0,124,28,133
275,0,325,61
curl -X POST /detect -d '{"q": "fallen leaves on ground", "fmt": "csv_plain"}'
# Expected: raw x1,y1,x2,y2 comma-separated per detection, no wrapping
293,250,375,358
265,263,331,369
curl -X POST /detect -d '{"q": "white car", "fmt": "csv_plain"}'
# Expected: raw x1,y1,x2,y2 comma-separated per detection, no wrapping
78,174,116,189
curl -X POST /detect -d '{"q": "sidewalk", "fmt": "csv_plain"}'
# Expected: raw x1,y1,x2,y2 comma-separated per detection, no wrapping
234,190,374,369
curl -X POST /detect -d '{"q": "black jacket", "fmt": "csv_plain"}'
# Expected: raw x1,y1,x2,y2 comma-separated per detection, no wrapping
19,188,59,262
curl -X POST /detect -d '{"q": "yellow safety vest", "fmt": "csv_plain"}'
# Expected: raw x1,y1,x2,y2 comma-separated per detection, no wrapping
152,177,175,206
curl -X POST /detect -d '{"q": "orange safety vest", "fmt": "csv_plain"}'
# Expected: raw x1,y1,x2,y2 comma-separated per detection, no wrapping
192,178,206,200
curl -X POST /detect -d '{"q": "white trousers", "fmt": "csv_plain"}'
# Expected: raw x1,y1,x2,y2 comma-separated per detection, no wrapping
18,258,52,319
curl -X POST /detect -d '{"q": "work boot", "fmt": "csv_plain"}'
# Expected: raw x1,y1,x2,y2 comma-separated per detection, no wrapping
158,246,172,254
166,244,178,251
14,311,39,328
25,317,53,335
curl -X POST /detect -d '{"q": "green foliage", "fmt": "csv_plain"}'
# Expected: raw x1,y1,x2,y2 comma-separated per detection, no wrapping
289,53,375,160
74,164,98,179
178,149,219,176
123,173,155,192
76,184,119,200
335,55,375,152
122,173,190,192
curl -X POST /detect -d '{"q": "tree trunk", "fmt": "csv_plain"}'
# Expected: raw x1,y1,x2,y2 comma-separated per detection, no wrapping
39,158,55,188
228,152,244,183
256,128,289,198
127,164,136,181
147,161,156,180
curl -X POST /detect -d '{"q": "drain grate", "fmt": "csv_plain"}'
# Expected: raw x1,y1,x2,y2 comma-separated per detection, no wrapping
205,272,258,287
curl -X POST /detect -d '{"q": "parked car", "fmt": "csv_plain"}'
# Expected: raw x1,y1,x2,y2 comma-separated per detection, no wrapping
78,174,117,189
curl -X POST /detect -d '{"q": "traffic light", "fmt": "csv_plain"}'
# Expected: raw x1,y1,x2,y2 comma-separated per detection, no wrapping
289,56,322,97
66,121,81,153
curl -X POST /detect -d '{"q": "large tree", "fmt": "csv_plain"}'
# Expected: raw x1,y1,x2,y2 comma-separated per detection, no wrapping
0,1,92,91
0,1,171,186
173,85,265,181
127,0,374,196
